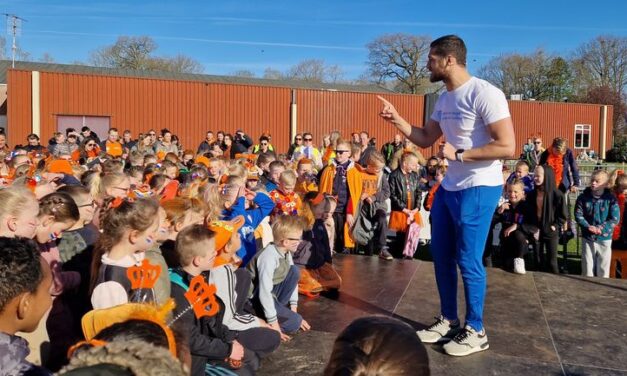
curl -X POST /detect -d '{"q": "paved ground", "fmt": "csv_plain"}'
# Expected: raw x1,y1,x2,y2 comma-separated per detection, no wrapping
258,255,627,376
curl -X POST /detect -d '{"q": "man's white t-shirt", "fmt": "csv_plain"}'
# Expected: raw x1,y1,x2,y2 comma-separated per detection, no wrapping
431,76,511,191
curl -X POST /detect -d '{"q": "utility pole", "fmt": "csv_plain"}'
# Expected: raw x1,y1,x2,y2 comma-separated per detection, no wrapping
4,14,27,68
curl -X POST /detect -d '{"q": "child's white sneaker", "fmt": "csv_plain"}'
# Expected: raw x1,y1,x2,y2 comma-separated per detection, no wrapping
513,257,526,275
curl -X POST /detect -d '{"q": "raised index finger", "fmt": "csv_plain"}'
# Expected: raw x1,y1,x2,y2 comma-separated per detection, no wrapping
377,95,393,107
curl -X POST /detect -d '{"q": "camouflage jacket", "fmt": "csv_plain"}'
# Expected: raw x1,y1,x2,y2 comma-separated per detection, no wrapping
0,332,50,376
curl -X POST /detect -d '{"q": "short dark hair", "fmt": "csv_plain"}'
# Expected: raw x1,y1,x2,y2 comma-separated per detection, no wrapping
430,35,467,66
259,136,270,143
0,237,43,312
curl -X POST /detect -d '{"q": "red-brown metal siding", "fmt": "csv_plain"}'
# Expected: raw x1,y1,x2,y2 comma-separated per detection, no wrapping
297,90,425,151
6,68,615,157
508,100,613,158
35,71,292,152
7,70,32,147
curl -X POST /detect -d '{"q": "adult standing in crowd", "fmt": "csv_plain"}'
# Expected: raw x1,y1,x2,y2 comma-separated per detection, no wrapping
381,134,404,167
379,35,515,357
121,130,137,153
252,134,275,155
100,128,123,158
523,136,544,170
154,129,179,158
294,133,323,171
287,134,303,159
131,134,155,158
230,129,253,158
24,134,46,154
357,131,376,167
539,137,580,194
197,131,215,155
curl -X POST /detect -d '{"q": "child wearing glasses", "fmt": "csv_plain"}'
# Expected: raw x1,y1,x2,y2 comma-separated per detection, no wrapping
247,215,311,341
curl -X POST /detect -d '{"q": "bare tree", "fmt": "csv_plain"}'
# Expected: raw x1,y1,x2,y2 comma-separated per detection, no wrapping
366,33,432,94
264,60,344,83
39,52,55,63
286,59,327,82
90,36,203,73
478,49,573,101
571,35,627,96
263,68,283,80
231,69,256,78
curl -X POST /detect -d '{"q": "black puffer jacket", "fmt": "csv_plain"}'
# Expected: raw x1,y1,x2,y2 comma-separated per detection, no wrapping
170,269,236,376
388,168,423,211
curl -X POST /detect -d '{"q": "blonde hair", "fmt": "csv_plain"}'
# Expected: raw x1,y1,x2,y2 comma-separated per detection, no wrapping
609,169,627,192
272,215,306,243
162,198,191,227
552,137,567,154
506,178,525,191
203,184,224,222
279,170,297,186
0,187,38,219
367,151,386,167
175,224,216,267
590,169,609,182
514,160,529,171
90,172,129,198
227,163,246,180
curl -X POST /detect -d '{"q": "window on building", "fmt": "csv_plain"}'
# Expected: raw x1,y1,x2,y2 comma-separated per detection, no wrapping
57,115,110,141
574,124,591,149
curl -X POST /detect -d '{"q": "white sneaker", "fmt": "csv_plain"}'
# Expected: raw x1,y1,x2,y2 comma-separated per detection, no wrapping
443,325,489,356
513,257,526,275
416,316,462,344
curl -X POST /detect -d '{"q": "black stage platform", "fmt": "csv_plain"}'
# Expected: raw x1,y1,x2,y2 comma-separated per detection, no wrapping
258,254,627,376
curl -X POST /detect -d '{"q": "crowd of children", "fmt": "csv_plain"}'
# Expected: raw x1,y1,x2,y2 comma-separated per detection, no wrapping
0,127,622,375
0,127,442,376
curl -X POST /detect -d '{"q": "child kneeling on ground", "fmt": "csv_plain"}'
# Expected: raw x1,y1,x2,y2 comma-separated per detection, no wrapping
170,225,259,376
247,215,311,341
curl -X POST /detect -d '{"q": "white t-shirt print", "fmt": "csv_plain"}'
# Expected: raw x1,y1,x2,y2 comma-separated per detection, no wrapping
431,77,511,191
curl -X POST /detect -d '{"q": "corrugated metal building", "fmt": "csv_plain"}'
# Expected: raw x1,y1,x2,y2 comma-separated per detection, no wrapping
0,61,614,159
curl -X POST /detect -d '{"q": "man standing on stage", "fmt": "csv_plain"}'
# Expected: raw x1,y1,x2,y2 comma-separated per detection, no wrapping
378,35,515,356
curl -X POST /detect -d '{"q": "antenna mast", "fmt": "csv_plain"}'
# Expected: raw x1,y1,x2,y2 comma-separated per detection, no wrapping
4,14,27,68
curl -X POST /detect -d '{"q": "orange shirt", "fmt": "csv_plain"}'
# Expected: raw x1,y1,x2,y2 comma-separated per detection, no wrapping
105,141,123,157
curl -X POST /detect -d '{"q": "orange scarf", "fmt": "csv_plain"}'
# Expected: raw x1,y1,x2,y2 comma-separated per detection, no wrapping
546,152,564,188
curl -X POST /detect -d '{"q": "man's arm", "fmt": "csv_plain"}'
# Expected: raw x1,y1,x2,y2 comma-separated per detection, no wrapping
378,96,442,148
443,117,516,162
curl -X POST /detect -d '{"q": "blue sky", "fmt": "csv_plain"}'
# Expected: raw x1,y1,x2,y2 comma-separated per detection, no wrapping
1,0,626,79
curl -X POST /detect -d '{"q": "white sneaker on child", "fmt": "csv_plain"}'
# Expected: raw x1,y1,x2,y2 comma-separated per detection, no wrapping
513,257,526,275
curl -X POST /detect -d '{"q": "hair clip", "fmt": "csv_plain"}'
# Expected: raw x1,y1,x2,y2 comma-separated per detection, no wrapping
110,197,125,209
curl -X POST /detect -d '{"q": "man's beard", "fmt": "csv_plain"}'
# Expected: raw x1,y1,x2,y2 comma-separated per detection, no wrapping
429,70,445,83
